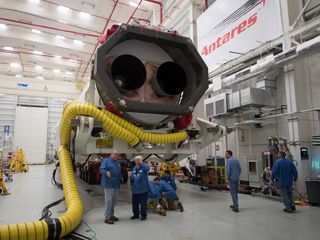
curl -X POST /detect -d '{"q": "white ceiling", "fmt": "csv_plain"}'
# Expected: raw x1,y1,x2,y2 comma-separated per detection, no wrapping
0,0,156,86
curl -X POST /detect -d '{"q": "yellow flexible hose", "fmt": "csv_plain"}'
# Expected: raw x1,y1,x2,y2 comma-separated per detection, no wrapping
100,108,188,144
0,102,189,240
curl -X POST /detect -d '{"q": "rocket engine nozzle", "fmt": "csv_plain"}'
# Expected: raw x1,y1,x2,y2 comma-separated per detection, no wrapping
111,54,146,92
152,62,187,97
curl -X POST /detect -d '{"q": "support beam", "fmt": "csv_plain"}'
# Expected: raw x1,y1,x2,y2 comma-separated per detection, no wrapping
280,0,305,192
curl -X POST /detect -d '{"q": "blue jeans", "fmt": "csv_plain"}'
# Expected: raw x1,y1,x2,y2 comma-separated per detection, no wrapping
229,180,239,209
132,192,148,217
104,188,119,220
280,186,294,210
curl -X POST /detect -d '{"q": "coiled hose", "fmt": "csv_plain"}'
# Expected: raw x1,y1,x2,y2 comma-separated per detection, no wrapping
0,102,188,240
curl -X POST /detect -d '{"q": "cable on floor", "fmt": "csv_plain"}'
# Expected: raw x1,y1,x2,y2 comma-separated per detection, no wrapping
62,220,97,240
51,161,63,190
39,197,65,221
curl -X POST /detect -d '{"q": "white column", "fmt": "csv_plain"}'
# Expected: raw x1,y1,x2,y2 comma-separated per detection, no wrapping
280,0,305,192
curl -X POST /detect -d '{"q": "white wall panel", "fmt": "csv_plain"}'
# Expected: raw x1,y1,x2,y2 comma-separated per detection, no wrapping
13,106,48,164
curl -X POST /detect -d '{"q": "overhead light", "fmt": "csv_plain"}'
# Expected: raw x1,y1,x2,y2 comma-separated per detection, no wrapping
58,5,70,13
73,39,83,45
3,46,14,51
54,55,62,58
28,0,40,3
53,69,60,73
79,12,91,19
69,59,77,63
36,76,44,80
16,74,22,78
0,24,7,30
82,1,95,9
129,1,138,7
10,63,20,68
56,35,65,40
32,29,41,34
66,71,74,75
33,50,43,55
36,65,43,70
58,20,68,24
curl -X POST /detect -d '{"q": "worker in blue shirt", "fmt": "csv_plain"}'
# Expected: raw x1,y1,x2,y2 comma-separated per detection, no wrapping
154,177,183,212
271,151,298,213
100,150,121,224
160,170,177,190
226,150,241,213
130,156,150,220
148,180,166,216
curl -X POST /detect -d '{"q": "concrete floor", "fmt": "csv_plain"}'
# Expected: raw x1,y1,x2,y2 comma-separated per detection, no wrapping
1,165,319,240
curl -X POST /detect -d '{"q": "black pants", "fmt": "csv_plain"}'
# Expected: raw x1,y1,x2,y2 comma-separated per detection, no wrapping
132,192,148,217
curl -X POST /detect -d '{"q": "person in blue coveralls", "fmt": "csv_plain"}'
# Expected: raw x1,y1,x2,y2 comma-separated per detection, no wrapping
130,155,150,220
226,150,241,213
100,150,121,224
148,180,166,216
160,170,177,190
154,177,183,212
271,151,298,213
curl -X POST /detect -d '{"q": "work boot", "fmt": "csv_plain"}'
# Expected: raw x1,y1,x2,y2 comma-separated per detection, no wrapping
159,198,168,210
233,208,239,213
140,215,147,221
177,202,184,212
131,215,139,220
104,219,114,224
111,216,119,221
229,205,234,209
159,207,166,216
283,208,292,213
291,205,296,212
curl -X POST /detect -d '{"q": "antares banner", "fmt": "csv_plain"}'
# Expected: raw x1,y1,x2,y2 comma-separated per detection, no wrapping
197,0,283,72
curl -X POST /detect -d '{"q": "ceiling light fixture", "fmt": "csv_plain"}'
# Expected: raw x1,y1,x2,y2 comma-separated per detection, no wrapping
73,39,83,45
56,35,65,40
79,12,91,19
16,74,22,78
10,63,20,68
0,24,7,30
28,0,40,3
53,69,60,73
58,19,68,24
3,46,14,51
58,5,70,13
36,76,44,80
54,55,62,58
36,65,43,70
33,50,43,55
129,1,138,7
32,29,41,34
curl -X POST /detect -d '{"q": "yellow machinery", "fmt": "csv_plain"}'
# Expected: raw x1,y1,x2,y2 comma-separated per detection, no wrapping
159,162,180,176
206,166,227,187
10,149,29,173
0,157,10,196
